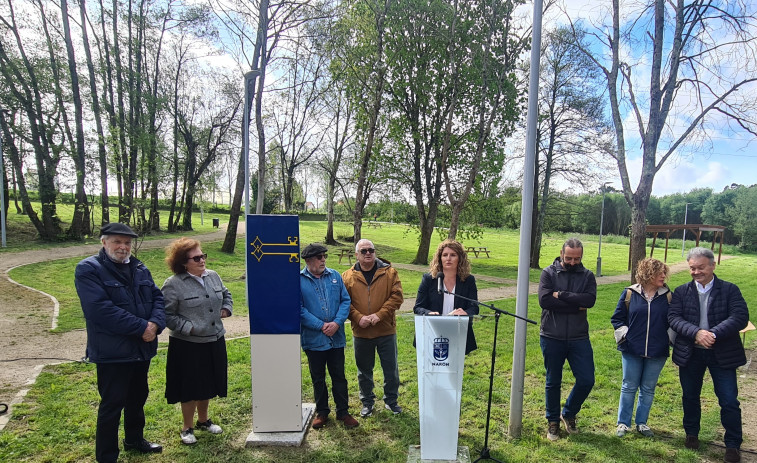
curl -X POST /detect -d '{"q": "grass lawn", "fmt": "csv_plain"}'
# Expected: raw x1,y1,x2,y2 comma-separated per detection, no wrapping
2,221,755,462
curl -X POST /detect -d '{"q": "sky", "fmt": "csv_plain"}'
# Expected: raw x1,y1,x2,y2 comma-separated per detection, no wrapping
535,0,757,197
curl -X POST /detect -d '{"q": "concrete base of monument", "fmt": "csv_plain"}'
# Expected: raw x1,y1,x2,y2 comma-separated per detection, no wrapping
406,445,471,463
245,403,315,447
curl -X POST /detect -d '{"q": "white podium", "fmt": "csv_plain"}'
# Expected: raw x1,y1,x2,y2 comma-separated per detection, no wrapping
415,315,468,461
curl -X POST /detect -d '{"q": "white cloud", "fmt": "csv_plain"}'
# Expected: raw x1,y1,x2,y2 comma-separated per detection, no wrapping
625,158,736,195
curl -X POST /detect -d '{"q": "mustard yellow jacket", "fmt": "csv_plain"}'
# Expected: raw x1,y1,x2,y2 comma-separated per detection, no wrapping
342,259,404,339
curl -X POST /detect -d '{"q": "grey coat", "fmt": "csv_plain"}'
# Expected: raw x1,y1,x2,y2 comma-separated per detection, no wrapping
162,270,233,343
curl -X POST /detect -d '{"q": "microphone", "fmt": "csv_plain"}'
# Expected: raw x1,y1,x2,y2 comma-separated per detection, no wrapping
437,272,444,294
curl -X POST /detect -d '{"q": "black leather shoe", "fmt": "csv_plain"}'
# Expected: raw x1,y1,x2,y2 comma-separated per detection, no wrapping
124,439,163,453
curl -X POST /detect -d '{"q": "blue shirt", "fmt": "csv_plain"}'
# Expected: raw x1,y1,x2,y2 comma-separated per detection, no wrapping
300,267,351,351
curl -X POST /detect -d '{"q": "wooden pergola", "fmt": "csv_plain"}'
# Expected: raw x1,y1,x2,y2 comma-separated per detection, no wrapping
645,224,727,264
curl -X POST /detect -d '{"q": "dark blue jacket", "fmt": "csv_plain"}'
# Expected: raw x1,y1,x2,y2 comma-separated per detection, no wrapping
414,273,478,354
538,257,597,340
75,249,166,363
668,276,749,369
611,284,670,359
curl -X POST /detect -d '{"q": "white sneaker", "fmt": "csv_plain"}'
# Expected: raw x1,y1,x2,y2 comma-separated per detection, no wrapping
636,423,654,437
616,423,630,437
196,419,223,434
180,428,197,445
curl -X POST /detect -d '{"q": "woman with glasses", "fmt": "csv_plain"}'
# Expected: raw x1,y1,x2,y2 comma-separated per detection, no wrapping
413,239,478,355
162,238,232,445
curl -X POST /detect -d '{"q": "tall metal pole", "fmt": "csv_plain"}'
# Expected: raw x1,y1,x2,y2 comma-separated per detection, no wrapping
681,202,690,257
243,71,257,216
596,182,611,277
509,0,543,438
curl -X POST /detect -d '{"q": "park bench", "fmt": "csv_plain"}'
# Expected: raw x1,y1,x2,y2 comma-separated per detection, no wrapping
338,248,354,265
465,246,491,258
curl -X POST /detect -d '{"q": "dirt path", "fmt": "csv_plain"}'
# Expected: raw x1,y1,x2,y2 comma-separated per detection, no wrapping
0,226,239,428
1,237,753,460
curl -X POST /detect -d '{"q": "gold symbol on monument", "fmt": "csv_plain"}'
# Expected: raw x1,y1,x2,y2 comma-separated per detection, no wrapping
249,236,299,263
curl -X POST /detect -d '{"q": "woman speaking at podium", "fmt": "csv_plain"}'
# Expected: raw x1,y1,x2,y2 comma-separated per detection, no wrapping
413,239,478,355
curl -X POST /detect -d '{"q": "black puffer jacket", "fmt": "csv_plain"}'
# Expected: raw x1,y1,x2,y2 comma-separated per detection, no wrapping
538,257,597,340
668,276,749,369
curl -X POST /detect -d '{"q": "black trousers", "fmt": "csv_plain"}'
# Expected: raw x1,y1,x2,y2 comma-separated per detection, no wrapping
95,361,151,463
304,348,349,418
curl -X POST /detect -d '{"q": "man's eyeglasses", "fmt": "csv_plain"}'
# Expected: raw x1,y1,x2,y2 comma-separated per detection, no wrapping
359,248,375,255
314,253,328,260
189,253,208,262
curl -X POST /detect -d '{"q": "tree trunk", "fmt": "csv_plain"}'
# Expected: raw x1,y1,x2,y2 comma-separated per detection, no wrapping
0,115,44,234
80,0,109,225
11,165,22,214
324,175,337,245
529,153,541,268
222,147,246,253
413,203,438,265
253,0,269,215
447,202,462,240
61,0,91,239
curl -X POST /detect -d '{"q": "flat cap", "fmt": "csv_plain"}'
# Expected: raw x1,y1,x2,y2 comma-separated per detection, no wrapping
301,243,328,259
101,222,138,238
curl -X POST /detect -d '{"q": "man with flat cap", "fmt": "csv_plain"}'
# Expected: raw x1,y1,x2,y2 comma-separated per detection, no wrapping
299,243,359,429
75,223,166,463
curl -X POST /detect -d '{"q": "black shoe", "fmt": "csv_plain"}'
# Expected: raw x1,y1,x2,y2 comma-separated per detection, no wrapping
360,404,374,418
684,435,700,450
384,403,402,414
560,415,578,434
124,439,163,453
724,448,741,463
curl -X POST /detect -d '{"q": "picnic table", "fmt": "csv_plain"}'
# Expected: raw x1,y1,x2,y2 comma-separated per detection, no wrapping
465,246,491,258
338,248,354,265
367,221,383,229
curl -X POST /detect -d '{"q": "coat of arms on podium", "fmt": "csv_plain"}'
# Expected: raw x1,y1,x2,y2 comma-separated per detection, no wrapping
433,337,450,361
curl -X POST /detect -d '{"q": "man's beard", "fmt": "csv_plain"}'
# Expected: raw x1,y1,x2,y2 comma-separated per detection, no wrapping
563,263,577,272
105,248,131,263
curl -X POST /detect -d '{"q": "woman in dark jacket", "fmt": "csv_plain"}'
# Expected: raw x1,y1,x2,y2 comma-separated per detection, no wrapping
162,238,232,445
413,239,478,355
611,258,670,438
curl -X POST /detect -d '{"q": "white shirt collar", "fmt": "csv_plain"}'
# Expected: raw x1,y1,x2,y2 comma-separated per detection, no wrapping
695,278,714,294
188,270,209,285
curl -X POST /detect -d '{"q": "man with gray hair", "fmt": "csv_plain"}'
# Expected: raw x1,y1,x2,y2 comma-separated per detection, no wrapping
668,247,749,463
75,223,166,462
342,239,404,417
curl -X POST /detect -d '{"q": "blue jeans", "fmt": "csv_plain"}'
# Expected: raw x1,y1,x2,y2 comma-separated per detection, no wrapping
617,352,667,426
540,336,595,422
679,349,742,449
353,334,400,407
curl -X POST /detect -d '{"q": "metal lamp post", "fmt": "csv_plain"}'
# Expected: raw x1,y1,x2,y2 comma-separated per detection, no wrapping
681,202,691,257
596,182,612,277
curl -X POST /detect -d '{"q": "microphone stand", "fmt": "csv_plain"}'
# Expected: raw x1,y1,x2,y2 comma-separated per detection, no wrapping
442,289,536,463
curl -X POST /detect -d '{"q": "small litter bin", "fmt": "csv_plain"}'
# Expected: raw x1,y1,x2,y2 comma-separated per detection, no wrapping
212,218,220,228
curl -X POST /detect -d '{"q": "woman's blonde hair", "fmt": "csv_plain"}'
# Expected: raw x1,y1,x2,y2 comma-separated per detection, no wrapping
430,239,471,281
635,258,669,286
